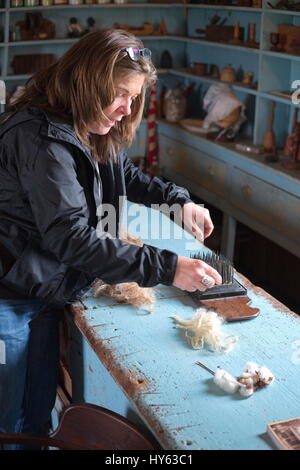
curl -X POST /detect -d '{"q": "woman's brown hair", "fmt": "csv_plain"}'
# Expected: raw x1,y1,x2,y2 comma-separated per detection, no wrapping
9,28,157,162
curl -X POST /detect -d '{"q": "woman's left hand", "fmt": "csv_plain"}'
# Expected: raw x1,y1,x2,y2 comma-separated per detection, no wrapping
180,202,214,242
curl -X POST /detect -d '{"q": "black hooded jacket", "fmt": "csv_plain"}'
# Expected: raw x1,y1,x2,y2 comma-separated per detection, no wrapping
0,108,192,307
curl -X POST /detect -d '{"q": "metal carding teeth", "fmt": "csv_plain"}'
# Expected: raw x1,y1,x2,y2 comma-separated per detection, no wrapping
191,251,234,284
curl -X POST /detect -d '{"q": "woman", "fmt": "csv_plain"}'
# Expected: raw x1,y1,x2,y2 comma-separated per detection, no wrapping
0,28,222,441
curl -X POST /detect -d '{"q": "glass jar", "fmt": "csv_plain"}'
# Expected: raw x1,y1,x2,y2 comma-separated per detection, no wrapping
53,0,68,5
68,0,83,4
40,0,54,5
9,24,21,41
23,0,39,5
10,0,24,6
163,86,186,123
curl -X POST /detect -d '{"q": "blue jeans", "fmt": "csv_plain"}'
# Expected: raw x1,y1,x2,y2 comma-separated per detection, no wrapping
0,299,64,447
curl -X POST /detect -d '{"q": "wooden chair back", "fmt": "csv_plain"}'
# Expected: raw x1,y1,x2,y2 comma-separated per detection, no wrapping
0,403,158,450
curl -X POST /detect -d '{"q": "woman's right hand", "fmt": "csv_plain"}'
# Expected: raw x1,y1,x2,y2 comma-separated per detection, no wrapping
172,256,223,292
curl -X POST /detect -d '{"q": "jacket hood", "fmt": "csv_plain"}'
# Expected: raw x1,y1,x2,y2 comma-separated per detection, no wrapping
1,107,76,142
0,107,94,164
0,108,40,137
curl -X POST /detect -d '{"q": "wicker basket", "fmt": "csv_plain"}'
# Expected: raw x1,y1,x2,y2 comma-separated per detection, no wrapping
11,54,55,75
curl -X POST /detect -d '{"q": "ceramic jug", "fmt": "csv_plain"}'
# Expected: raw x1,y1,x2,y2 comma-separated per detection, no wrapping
220,65,236,83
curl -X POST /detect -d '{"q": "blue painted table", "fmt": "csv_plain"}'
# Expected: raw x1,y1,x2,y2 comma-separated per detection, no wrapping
68,204,300,450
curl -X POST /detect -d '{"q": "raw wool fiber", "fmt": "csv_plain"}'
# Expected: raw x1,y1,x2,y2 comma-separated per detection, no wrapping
93,280,156,312
92,230,156,312
172,308,238,352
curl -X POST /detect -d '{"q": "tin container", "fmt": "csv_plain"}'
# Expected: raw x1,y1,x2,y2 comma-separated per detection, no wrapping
190,62,207,76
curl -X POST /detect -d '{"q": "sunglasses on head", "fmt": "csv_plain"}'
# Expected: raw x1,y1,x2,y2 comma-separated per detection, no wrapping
120,47,152,61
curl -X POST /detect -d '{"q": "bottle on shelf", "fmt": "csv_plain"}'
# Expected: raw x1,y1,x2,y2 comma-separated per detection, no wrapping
236,65,244,82
263,102,277,156
40,0,54,5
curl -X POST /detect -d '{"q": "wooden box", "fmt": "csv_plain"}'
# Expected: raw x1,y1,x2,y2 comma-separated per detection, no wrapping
11,54,55,74
278,24,300,55
202,24,244,42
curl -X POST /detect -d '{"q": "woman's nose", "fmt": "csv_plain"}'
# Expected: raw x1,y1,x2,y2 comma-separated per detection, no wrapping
122,98,132,116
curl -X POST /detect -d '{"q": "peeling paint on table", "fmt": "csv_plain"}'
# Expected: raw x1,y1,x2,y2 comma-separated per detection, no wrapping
68,205,300,450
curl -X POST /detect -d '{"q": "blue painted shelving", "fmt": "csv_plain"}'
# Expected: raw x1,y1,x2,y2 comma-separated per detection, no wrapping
0,0,300,146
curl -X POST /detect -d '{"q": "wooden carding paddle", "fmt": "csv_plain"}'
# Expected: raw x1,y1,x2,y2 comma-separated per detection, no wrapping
191,292,260,321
